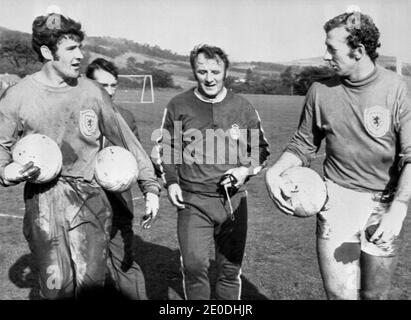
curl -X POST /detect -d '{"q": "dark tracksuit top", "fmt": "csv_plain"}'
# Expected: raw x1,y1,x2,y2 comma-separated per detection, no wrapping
161,88,270,196
160,87,269,300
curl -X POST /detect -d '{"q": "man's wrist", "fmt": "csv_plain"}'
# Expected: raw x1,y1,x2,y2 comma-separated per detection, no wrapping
145,192,159,200
164,179,179,189
392,198,409,205
167,182,180,191
391,198,409,210
389,199,408,218
144,186,160,197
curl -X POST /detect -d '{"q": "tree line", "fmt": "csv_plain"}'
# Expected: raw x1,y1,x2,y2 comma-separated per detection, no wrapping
226,64,411,96
0,35,178,88
1,32,410,94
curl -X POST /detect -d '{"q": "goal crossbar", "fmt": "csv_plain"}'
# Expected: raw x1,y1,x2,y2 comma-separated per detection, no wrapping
118,74,154,103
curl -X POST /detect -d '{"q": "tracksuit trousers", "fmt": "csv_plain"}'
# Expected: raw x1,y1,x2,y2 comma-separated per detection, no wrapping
177,190,248,300
105,190,147,300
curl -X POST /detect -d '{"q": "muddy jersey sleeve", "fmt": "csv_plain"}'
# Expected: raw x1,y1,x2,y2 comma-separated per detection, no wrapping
285,84,325,166
98,92,160,195
0,87,23,186
117,106,140,140
396,81,411,170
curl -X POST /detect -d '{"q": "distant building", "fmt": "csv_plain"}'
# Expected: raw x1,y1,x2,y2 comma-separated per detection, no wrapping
0,73,21,91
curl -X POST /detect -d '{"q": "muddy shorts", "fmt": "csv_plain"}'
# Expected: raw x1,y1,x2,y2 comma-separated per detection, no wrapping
23,177,112,299
317,179,401,257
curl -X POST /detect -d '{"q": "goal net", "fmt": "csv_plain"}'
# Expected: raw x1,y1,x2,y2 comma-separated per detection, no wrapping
118,74,155,103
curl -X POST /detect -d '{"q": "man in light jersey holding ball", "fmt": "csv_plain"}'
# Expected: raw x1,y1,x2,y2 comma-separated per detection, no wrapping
0,10,160,299
266,11,411,299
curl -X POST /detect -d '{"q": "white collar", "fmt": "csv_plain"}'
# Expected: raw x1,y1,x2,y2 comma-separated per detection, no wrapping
194,87,227,103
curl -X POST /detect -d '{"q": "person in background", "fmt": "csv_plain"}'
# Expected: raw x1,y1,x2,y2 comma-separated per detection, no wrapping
86,58,149,299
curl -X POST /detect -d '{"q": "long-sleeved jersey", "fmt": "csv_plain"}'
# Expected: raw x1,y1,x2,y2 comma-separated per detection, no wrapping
0,74,159,195
161,88,270,195
116,106,140,141
286,66,411,192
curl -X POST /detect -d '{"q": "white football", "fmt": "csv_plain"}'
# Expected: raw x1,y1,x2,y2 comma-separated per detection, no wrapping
12,134,63,183
280,167,327,218
94,146,139,192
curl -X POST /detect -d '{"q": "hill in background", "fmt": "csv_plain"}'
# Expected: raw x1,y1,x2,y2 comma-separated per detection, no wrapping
1,25,410,91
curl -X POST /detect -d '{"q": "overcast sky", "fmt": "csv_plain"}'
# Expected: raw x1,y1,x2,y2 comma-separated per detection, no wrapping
0,0,410,63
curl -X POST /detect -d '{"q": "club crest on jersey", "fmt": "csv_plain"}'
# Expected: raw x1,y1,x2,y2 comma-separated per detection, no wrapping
364,105,390,138
229,124,241,140
79,109,98,137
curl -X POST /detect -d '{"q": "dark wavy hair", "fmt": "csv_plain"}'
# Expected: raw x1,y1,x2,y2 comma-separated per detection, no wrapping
32,13,85,62
324,12,381,62
189,44,230,79
85,58,119,80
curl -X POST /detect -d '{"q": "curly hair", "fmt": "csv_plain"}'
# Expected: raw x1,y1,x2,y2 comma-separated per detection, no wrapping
32,13,85,62
86,58,119,80
189,44,230,78
324,12,381,62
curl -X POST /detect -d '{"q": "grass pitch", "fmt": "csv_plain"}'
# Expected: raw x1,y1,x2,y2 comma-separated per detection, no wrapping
1,89,411,300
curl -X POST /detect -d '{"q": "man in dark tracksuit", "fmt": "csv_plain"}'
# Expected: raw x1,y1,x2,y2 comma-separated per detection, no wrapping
161,45,270,300
86,58,147,300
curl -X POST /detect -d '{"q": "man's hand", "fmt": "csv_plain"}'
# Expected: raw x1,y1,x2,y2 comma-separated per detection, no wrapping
369,200,407,244
141,192,159,229
167,183,185,209
220,166,250,188
265,166,295,215
4,161,41,184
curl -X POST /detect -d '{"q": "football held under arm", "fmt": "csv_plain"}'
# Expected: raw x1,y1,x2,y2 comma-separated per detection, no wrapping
99,98,160,196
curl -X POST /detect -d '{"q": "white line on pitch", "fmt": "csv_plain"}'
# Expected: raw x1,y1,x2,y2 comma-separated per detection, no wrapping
0,213,24,219
117,101,151,104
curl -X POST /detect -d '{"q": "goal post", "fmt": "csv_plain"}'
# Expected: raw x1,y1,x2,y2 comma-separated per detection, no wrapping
118,74,155,103
396,56,403,76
